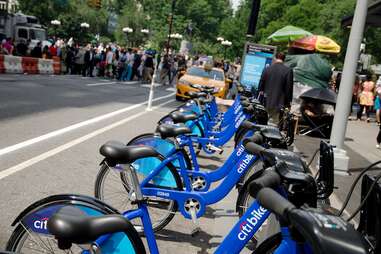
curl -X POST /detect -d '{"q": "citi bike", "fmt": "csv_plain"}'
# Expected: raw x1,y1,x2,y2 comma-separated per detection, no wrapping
94,123,294,237
6,138,370,254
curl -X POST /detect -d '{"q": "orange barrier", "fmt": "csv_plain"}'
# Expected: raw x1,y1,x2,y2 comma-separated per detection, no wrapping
0,55,5,73
0,54,61,75
22,57,39,74
52,56,61,75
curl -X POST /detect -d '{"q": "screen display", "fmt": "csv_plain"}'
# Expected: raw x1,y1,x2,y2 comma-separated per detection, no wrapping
240,44,276,92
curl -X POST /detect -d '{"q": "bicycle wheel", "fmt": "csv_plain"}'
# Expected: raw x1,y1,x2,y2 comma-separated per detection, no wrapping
6,196,146,254
236,184,280,249
95,156,183,233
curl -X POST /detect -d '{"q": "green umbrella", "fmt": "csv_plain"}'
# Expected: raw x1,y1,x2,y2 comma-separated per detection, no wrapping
267,25,313,43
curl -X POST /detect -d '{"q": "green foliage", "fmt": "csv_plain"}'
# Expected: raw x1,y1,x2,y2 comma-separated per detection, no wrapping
17,0,381,66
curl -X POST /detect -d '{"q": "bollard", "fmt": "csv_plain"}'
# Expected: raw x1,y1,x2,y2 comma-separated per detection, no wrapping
146,68,157,111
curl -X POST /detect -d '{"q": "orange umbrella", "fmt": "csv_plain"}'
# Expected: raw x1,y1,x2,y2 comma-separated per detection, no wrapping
291,35,341,54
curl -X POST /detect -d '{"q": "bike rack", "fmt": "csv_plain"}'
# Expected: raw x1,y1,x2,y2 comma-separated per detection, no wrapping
358,174,381,253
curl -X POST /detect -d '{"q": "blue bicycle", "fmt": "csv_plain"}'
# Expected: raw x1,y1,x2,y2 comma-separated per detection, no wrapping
94,124,294,234
6,141,369,254
157,88,268,155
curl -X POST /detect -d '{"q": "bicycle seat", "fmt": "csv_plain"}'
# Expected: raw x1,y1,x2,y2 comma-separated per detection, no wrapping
47,206,145,252
169,111,198,124
156,123,192,139
100,141,159,164
242,121,283,141
185,91,207,99
199,97,213,105
288,209,369,254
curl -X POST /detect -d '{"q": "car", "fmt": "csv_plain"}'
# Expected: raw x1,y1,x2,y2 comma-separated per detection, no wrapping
176,65,232,100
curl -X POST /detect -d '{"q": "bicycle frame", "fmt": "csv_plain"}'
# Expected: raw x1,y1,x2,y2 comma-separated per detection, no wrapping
96,183,309,254
132,144,259,219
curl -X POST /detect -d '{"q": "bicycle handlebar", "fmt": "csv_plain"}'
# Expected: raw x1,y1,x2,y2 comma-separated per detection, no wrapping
242,132,263,146
256,187,295,222
248,169,281,194
243,141,266,155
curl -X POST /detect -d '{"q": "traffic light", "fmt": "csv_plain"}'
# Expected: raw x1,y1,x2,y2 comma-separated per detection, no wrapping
87,0,101,9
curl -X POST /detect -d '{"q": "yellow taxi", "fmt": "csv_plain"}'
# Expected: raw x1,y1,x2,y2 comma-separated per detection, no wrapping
176,66,231,100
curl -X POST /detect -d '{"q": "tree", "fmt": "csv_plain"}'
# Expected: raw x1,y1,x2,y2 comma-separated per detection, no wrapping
18,0,70,25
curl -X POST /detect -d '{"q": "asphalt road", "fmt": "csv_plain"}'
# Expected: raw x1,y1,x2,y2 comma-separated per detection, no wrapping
0,74,250,253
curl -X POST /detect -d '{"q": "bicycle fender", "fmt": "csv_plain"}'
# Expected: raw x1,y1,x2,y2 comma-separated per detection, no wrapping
235,169,265,213
11,194,119,227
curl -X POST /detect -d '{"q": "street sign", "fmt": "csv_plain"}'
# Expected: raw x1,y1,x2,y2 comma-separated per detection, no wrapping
240,43,277,93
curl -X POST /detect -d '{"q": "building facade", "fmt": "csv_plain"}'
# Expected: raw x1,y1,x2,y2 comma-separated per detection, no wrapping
0,0,19,13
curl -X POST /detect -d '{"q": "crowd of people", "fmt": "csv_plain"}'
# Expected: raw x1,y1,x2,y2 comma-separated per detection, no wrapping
350,75,381,148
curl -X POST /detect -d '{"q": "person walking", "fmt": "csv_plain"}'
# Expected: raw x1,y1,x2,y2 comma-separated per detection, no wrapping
105,47,114,78
131,50,142,81
160,55,171,85
357,75,375,122
258,52,294,125
375,84,381,126
143,53,154,83
31,41,42,58
83,44,95,77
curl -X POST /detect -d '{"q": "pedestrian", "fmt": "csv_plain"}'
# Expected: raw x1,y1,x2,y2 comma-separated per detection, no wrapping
131,50,141,81
3,38,14,55
160,54,171,85
258,52,294,125
124,48,134,81
143,53,154,83
74,45,85,75
42,45,51,59
375,83,381,126
31,41,42,58
105,47,114,78
117,48,127,80
15,39,28,56
357,75,375,122
49,43,58,58
350,76,361,117
83,44,95,77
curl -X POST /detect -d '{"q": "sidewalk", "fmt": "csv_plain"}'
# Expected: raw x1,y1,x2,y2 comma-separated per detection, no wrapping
294,120,381,224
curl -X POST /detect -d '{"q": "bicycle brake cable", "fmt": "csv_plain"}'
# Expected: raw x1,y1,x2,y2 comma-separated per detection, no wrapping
346,172,381,222
338,160,381,217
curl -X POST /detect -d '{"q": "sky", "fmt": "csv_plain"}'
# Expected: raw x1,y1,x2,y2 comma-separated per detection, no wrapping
231,0,242,11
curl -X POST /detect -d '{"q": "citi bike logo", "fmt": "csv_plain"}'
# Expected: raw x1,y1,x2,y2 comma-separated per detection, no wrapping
34,217,49,230
237,154,254,174
236,145,245,157
238,206,267,241
234,104,242,114
235,115,246,129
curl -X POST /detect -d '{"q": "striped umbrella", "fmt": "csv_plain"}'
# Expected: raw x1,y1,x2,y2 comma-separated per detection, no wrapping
291,35,341,54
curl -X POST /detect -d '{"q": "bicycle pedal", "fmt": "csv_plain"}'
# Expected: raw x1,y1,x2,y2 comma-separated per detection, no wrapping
206,144,223,154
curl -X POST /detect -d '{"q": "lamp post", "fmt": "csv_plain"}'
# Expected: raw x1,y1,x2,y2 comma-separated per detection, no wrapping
123,27,133,47
217,37,224,43
221,40,232,59
170,33,183,52
80,22,90,44
166,0,177,56
51,20,61,39
140,29,150,48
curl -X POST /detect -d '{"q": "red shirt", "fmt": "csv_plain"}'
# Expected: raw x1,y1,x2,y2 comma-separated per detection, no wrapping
49,46,57,57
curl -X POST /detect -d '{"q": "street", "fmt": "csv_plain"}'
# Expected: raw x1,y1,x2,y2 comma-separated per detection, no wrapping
0,74,250,253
